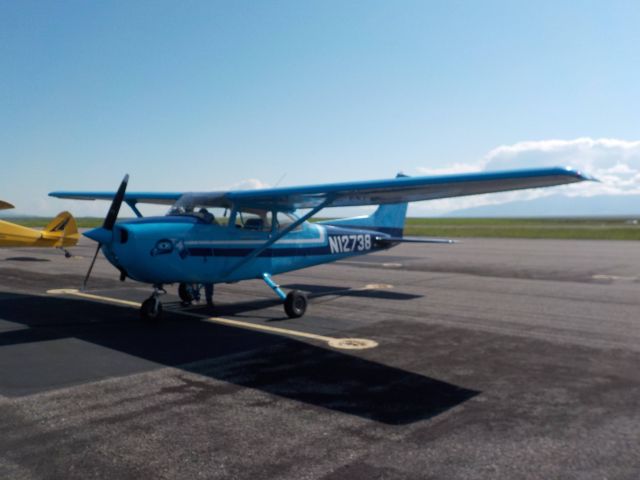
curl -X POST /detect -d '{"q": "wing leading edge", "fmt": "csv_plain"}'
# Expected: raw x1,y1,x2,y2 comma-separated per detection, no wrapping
48,192,183,206
228,166,591,209
49,167,592,211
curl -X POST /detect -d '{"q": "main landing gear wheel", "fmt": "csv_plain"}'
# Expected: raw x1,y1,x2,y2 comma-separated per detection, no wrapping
141,297,163,321
284,290,308,318
178,283,195,303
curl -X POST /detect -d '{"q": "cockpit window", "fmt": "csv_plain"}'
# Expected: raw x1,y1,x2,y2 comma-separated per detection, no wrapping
275,212,301,231
233,209,272,232
167,195,228,225
167,195,299,233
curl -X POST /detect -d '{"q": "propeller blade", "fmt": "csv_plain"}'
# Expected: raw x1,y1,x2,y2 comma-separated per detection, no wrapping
82,175,129,290
83,243,102,290
103,174,129,231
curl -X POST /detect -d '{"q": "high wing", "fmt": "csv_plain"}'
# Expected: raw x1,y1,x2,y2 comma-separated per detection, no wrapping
227,167,591,210
49,167,592,211
0,200,15,210
48,192,183,206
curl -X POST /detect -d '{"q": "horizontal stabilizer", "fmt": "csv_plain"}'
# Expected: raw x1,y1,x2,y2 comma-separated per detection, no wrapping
375,236,455,246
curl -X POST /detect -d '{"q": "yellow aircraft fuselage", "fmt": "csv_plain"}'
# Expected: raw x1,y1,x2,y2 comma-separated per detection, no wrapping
0,211,79,248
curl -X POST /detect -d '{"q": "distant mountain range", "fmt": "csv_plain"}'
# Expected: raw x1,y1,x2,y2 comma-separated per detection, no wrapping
447,194,640,218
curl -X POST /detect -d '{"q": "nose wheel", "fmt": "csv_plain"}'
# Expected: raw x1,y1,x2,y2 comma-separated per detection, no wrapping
141,285,166,321
141,297,163,321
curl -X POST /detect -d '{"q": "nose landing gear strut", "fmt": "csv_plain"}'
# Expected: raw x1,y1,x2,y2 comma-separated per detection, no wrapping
140,285,166,321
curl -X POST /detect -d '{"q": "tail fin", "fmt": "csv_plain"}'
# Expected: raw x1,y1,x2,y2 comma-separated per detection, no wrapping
319,174,409,237
41,212,79,246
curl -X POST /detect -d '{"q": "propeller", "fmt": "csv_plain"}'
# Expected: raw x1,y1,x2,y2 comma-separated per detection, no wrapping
82,174,129,290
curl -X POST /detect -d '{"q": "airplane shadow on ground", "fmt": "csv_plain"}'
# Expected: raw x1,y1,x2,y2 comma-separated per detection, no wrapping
282,283,423,301
0,291,478,425
197,283,423,318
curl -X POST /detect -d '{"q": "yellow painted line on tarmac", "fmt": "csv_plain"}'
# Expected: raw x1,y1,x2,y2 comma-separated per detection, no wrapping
46,288,378,350
47,289,142,307
174,308,336,343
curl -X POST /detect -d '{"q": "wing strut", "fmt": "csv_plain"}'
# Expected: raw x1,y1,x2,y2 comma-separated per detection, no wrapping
224,198,333,277
126,200,143,218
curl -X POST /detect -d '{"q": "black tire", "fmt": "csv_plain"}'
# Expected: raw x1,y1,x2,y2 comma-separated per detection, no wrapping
178,283,194,303
284,290,308,318
141,297,163,322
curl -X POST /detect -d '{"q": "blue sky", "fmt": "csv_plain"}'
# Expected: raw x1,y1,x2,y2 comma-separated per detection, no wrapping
2,1,639,216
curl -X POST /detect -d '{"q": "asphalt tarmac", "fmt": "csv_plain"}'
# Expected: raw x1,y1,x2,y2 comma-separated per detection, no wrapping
1,237,639,479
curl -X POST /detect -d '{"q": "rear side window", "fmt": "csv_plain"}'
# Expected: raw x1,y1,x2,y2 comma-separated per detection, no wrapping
275,212,301,231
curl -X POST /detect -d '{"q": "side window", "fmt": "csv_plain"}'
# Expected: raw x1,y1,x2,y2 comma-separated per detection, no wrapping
275,212,301,231
234,210,272,232
167,201,229,226
195,207,229,226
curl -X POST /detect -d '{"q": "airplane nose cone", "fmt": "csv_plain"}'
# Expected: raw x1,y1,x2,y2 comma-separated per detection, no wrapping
84,227,113,244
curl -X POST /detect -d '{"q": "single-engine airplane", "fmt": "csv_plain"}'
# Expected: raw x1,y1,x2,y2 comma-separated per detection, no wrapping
50,167,592,320
0,201,79,256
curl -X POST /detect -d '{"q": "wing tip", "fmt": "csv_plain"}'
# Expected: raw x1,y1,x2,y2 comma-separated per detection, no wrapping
0,200,15,210
559,166,598,182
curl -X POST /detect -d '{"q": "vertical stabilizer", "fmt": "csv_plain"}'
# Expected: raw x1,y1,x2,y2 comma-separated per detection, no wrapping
319,174,409,237
42,212,79,246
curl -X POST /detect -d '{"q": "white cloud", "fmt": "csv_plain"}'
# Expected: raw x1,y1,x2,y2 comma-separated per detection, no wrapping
413,137,640,215
228,178,271,190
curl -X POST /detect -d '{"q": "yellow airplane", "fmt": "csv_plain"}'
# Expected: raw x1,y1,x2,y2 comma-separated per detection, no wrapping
0,201,79,256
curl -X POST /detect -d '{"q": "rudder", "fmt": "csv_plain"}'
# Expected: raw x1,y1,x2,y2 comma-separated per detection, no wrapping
42,212,79,246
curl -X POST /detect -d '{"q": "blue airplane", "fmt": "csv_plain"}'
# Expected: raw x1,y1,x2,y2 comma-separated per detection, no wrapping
50,167,591,320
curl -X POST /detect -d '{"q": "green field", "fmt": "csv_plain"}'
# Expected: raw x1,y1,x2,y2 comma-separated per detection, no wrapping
403,217,640,240
3,216,640,240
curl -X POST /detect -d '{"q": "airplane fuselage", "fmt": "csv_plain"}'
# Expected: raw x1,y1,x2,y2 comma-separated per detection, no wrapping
0,219,78,248
103,215,395,285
